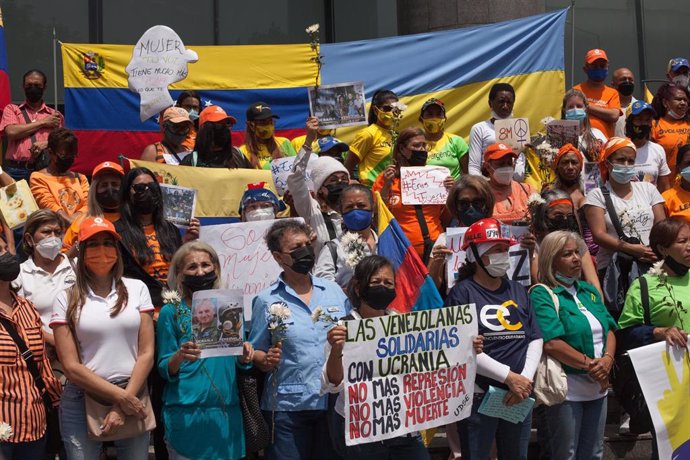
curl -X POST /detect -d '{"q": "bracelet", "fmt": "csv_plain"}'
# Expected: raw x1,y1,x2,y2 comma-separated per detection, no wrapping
603,352,614,362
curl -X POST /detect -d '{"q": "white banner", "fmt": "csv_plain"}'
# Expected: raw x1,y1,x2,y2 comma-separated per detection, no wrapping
342,305,478,446
629,341,690,459
400,166,450,205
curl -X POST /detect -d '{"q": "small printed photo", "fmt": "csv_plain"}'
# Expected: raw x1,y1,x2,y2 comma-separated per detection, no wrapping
192,298,220,348
218,304,243,348
161,184,197,226
308,81,367,129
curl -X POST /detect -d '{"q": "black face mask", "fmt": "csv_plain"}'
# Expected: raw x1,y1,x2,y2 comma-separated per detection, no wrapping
131,189,160,215
182,271,217,293
96,187,120,211
324,182,347,207
360,285,397,310
287,245,315,274
409,150,428,166
626,123,651,140
0,252,20,282
24,86,43,104
664,255,690,276
212,124,231,147
617,82,635,97
545,214,580,233
55,156,75,173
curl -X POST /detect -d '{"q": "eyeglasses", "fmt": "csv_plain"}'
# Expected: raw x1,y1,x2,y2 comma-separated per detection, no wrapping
456,199,486,211
131,183,153,193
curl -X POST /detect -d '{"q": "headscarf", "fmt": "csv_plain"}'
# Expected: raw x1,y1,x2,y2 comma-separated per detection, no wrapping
554,143,584,169
599,137,636,183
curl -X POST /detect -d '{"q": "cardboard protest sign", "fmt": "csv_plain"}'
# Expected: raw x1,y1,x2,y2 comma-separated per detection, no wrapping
161,183,196,226
546,119,580,149
270,154,317,196
400,166,450,205
308,81,367,129
445,227,531,291
342,305,478,445
629,341,690,459
0,180,38,229
126,25,198,121
199,218,303,320
191,289,244,358
495,118,530,151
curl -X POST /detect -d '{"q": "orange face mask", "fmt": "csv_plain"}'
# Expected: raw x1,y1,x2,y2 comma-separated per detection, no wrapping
85,245,118,276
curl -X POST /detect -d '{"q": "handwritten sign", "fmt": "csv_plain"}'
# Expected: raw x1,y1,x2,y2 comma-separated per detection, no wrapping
191,289,244,358
495,118,530,151
126,25,198,121
546,120,580,149
342,305,477,445
445,227,531,291
400,166,450,205
270,154,317,196
199,219,303,320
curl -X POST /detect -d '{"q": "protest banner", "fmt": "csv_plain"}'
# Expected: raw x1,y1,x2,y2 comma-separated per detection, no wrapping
445,227,531,291
191,289,244,358
629,341,690,459
199,218,303,320
270,154,317,196
400,166,451,205
308,81,367,129
0,180,38,229
342,304,478,445
495,118,530,151
161,183,196,226
126,25,198,121
546,119,580,149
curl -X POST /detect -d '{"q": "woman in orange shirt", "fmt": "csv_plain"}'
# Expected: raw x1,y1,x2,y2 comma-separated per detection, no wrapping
651,84,690,174
482,143,535,225
373,127,453,264
662,144,690,225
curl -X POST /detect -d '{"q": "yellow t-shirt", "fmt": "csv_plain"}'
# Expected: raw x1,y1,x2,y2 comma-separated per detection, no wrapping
349,124,393,187
425,132,468,180
239,136,296,170
290,135,320,154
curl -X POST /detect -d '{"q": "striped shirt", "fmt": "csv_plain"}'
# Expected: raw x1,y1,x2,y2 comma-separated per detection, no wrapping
0,292,61,442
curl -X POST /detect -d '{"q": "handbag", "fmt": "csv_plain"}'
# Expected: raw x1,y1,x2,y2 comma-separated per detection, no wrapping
529,284,568,406
236,366,270,453
84,379,156,442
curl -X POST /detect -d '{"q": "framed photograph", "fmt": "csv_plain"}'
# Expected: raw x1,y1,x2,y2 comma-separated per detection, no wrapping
308,81,367,129
160,183,196,226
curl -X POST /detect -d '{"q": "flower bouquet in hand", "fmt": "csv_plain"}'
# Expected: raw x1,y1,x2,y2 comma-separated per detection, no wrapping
267,301,291,442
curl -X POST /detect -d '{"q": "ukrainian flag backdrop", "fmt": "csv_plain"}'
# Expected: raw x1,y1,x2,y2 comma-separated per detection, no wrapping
62,9,567,173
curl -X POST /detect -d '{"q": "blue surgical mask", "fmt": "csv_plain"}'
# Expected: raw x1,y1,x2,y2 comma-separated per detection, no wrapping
342,209,372,231
565,108,587,121
587,68,608,82
555,271,577,286
188,109,199,121
609,163,636,184
458,206,487,226
681,166,690,182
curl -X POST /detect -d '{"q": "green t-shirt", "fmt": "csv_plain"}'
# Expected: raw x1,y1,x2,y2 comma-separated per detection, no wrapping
530,281,617,374
619,272,690,332
426,132,469,180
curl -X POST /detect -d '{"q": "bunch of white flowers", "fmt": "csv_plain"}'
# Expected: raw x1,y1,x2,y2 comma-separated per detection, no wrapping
0,422,13,442
341,232,369,270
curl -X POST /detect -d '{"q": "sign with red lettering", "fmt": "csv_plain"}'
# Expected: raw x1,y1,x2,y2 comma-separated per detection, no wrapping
400,166,450,205
342,305,478,445
495,118,530,151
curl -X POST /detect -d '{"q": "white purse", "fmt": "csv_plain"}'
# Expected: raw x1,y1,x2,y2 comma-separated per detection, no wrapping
530,284,568,406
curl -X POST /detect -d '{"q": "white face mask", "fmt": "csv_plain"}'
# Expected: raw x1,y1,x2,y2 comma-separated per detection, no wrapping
34,236,62,261
485,252,510,277
491,110,513,120
491,166,514,185
245,207,275,222
672,75,689,88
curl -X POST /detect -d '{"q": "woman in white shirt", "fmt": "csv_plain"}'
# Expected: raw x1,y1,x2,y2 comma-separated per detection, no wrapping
51,217,155,459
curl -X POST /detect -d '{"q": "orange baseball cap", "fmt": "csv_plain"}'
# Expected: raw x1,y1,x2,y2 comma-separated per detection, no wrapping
79,216,121,242
92,161,124,178
483,143,516,163
585,49,608,64
199,105,237,127
162,107,192,125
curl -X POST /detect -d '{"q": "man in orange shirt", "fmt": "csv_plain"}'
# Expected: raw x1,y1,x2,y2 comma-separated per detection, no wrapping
573,49,621,139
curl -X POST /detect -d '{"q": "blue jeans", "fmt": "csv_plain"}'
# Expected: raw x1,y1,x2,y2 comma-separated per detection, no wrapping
0,435,46,459
263,409,338,460
4,165,32,182
458,392,532,460
59,383,150,460
541,396,607,460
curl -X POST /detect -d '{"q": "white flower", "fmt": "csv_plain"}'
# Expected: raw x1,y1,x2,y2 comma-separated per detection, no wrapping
648,260,666,278
526,193,545,207
391,101,407,112
541,116,555,127
306,24,320,34
268,302,284,317
0,422,13,442
279,306,291,319
311,307,323,322
268,321,279,331
161,290,181,305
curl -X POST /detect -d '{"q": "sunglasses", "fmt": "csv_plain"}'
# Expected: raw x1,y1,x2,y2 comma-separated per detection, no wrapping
131,183,153,193
456,199,486,211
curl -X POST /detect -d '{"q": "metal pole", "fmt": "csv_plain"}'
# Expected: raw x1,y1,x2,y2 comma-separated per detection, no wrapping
324,0,336,43
52,27,58,110
213,0,220,45
634,0,647,84
570,1,575,88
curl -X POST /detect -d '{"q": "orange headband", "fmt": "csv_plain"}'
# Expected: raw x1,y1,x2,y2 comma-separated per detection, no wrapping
554,143,583,167
548,198,574,208
599,137,636,182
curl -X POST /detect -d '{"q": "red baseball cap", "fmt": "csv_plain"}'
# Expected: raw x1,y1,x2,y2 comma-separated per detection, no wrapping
92,161,124,178
79,216,120,242
483,143,516,163
585,49,608,65
199,105,237,127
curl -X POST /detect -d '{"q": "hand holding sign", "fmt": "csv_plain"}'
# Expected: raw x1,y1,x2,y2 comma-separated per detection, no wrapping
126,25,198,121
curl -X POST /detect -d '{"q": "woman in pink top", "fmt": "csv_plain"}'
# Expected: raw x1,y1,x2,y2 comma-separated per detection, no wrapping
483,143,535,225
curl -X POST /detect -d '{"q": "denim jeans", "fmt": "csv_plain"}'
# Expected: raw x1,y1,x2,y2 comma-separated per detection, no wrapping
263,409,338,460
541,396,607,460
0,435,46,459
4,165,32,182
59,383,150,460
458,392,532,460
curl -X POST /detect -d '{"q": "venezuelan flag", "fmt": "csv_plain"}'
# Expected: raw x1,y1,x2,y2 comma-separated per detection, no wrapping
0,8,11,112
61,9,567,174
375,192,442,313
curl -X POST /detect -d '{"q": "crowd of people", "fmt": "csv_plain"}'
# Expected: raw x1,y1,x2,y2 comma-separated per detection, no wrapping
0,48,688,460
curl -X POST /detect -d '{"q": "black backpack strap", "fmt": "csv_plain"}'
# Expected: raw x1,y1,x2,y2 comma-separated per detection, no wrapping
322,212,338,240
0,315,53,410
601,186,626,239
639,275,651,325
324,240,339,275
413,205,433,265
19,108,38,146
